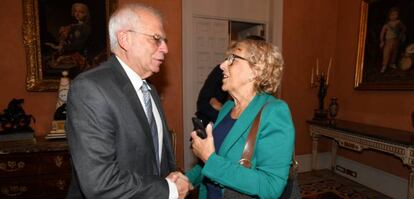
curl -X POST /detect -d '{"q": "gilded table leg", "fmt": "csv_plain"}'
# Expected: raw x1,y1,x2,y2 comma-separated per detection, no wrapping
312,135,319,170
409,168,414,199
331,140,338,171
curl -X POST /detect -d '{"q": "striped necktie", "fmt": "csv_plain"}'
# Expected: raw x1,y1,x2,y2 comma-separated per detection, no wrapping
141,81,160,169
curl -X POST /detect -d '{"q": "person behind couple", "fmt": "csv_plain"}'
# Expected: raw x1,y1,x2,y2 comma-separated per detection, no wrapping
66,3,191,199
187,39,295,198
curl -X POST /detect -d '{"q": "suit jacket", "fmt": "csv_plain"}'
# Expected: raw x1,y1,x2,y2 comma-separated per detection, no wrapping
186,93,295,199
66,56,176,199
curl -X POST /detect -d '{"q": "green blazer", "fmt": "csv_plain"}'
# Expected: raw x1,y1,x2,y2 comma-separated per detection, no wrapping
186,93,295,199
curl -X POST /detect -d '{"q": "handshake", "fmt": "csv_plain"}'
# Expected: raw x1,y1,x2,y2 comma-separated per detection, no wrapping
167,171,193,199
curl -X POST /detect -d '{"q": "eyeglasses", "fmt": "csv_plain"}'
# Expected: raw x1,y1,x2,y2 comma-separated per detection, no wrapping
225,54,249,66
127,30,168,46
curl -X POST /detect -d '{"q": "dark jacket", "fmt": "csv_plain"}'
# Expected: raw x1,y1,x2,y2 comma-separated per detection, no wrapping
66,56,176,198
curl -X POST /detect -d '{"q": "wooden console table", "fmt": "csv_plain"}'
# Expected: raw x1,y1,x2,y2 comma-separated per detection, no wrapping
0,138,70,198
308,120,414,199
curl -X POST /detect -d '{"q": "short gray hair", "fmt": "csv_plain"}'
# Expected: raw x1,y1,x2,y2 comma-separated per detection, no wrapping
108,3,163,52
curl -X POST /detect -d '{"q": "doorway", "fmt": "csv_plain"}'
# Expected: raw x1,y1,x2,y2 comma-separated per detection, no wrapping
183,17,265,169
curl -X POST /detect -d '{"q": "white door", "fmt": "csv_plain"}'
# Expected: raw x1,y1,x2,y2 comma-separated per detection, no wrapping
193,17,228,99
183,17,229,169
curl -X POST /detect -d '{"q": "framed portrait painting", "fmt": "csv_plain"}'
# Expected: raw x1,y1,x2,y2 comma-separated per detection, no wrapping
23,0,117,91
354,0,414,90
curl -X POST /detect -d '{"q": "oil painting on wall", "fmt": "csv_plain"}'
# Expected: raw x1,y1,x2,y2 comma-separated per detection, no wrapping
355,0,414,90
23,0,116,91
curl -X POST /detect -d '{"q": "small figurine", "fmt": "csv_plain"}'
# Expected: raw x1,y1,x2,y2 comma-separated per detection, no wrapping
0,99,35,133
56,71,70,109
312,75,327,120
317,75,328,112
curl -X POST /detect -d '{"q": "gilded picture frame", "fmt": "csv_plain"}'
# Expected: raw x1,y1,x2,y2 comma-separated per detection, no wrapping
23,0,117,91
354,0,414,90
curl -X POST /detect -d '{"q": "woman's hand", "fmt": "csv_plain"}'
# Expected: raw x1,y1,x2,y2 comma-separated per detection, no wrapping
209,97,223,111
191,123,215,162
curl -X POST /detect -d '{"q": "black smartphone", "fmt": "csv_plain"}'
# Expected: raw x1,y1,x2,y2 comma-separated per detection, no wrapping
192,117,207,139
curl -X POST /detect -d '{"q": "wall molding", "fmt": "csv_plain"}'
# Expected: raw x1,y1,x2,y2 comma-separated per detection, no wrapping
296,153,407,199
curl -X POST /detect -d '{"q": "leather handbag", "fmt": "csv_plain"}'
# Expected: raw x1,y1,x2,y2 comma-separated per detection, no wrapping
223,106,301,199
279,160,301,199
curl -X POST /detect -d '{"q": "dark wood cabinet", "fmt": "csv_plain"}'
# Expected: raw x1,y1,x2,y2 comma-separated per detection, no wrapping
0,139,70,198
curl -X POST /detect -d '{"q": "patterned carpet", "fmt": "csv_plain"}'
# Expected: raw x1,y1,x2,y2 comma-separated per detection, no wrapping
187,169,391,199
298,170,392,199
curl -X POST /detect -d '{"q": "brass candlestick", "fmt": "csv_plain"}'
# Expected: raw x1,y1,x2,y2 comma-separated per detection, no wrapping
311,58,333,121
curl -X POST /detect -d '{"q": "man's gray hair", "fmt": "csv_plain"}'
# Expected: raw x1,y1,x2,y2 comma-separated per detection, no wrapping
108,3,163,52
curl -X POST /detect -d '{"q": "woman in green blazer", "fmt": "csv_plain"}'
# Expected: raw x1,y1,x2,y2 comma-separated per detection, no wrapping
187,39,295,199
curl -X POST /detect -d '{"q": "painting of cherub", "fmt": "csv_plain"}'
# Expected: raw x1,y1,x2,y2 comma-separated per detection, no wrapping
355,0,414,90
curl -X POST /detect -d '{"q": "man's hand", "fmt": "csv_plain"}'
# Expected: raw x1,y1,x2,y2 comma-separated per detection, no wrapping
167,171,193,199
45,42,60,50
176,177,191,199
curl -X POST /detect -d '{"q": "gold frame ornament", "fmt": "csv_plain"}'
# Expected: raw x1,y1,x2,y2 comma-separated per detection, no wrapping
22,0,117,91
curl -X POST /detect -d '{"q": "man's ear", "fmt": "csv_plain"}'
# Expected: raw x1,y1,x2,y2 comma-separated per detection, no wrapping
117,31,129,51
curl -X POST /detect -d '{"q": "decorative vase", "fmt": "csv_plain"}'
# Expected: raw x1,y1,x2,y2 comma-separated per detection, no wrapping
328,97,339,125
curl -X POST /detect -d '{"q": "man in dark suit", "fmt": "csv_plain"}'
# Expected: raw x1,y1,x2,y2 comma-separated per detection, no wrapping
66,3,191,198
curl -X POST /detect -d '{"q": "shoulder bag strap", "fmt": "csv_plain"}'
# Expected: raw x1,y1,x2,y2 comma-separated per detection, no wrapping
239,106,265,168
